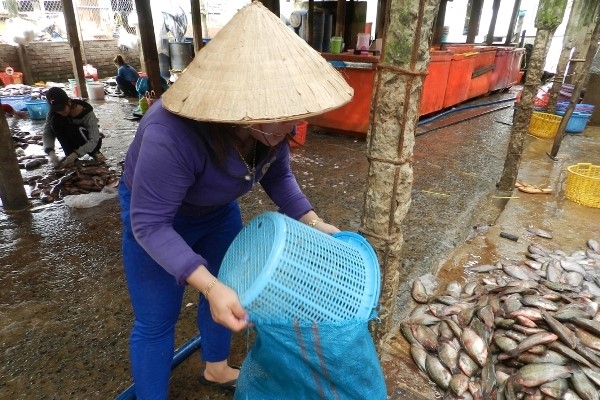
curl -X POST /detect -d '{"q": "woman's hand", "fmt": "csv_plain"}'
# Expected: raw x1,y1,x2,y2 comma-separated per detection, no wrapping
315,222,340,235
205,282,249,332
300,211,340,235
187,266,249,332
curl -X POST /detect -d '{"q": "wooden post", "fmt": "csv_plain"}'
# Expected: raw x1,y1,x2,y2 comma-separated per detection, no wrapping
497,0,567,191
375,0,387,39
466,0,484,43
190,0,204,53
432,0,447,45
62,0,88,99
336,0,347,37
131,1,146,73
134,0,163,97
363,0,441,347
505,0,521,45
549,17,600,158
308,0,314,50
0,108,29,212
261,0,280,17
17,45,33,85
486,0,501,45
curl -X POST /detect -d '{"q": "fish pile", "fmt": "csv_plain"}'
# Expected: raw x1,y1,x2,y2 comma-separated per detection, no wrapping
13,129,43,150
23,162,120,203
0,83,45,98
402,238,600,399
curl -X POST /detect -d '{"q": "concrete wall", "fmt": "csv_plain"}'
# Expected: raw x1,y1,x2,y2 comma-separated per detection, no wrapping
0,40,142,84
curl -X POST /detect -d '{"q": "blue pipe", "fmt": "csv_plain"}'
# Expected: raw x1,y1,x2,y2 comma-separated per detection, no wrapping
115,334,203,400
417,96,516,126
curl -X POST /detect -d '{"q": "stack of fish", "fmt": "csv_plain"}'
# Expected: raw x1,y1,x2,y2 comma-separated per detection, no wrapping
23,162,120,204
402,237,600,399
0,84,44,97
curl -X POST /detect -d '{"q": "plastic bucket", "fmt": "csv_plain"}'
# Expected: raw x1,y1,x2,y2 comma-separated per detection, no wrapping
218,212,381,323
169,41,194,71
331,36,343,54
86,82,105,100
356,33,370,51
68,79,80,97
25,100,49,120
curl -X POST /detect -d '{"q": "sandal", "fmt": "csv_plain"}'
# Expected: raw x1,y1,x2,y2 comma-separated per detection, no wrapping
198,365,240,392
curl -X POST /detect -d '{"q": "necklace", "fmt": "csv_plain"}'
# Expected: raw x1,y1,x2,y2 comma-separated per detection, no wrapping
234,140,257,182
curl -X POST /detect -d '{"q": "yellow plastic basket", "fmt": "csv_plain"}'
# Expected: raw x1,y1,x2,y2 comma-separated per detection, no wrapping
565,163,600,209
528,111,563,139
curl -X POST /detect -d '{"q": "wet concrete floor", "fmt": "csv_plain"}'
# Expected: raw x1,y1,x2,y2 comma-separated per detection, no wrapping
2,88,600,399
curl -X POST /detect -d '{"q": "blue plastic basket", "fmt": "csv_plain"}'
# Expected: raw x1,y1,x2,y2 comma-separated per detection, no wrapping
25,100,50,120
556,102,595,115
1,95,30,111
218,212,381,323
555,110,591,134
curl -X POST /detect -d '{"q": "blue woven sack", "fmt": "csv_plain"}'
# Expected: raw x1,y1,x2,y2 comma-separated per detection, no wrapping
235,319,387,400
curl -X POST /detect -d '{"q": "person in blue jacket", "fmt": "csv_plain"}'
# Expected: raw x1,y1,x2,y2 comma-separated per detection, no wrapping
113,54,139,97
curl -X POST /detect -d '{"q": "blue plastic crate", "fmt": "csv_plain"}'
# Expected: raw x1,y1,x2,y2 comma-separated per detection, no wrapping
1,95,30,111
25,100,50,120
556,102,595,115
218,212,381,323
555,110,591,134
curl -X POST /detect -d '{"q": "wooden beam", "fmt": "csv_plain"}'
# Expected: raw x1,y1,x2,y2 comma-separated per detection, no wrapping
0,107,29,211
505,0,521,45
308,0,314,49
486,0,501,45
62,0,88,98
261,0,280,16
466,0,484,43
336,0,346,37
375,0,387,39
432,0,448,45
134,0,163,97
17,45,33,85
190,0,203,52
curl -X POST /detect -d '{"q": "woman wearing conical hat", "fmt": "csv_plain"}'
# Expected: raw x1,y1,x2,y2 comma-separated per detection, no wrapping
118,2,353,398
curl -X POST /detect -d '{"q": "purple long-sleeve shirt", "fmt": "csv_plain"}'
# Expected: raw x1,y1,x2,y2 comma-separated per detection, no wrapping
122,100,312,285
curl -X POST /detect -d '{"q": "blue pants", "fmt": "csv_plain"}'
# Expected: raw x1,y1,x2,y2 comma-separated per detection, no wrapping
115,75,138,96
119,183,243,400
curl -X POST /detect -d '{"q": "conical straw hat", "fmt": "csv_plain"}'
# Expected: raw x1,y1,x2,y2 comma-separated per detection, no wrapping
162,1,353,123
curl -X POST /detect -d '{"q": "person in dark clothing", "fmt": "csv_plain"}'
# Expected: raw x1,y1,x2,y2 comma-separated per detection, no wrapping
43,87,105,168
113,54,140,97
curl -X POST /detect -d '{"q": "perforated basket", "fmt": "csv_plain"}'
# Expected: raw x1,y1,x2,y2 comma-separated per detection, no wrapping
554,110,591,134
25,100,49,120
565,163,600,209
528,111,562,139
218,212,381,323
